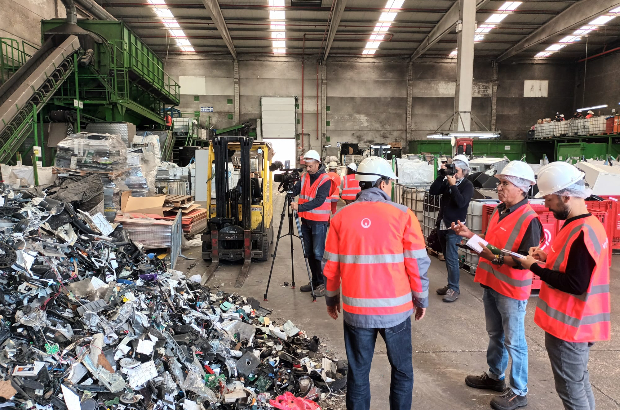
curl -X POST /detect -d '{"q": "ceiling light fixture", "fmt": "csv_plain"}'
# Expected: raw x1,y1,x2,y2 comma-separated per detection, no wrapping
576,104,607,112
537,10,619,59
450,2,520,57
269,0,286,54
362,0,405,56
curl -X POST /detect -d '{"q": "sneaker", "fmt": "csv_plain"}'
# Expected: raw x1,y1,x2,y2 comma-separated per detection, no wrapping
442,288,459,303
491,389,528,410
314,284,326,297
465,373,506,392
436,285,450,295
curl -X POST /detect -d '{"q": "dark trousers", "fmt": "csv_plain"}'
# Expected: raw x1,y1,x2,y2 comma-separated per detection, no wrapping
300,220,328,286
343,317,414,410
545,332,595,410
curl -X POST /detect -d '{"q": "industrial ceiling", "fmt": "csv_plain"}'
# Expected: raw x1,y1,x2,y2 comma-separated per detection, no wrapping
95,0,620,61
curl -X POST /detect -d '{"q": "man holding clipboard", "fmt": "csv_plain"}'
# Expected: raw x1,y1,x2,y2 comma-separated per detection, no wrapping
451,161,542,410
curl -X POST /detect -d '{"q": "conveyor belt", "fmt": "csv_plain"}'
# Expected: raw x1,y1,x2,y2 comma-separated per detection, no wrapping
0,35,80,163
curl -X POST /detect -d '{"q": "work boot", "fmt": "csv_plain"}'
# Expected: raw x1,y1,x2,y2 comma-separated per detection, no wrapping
491,389,528,410
300,282,314,292
436,285,450,295
313,284,326,297
442,288,460,302
465,373,506,392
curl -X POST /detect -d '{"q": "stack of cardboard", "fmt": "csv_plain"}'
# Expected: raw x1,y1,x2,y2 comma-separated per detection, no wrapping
162,195,209,235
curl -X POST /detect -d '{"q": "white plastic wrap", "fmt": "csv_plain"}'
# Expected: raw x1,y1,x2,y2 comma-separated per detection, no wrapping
396,158,434,186
55,132,128,171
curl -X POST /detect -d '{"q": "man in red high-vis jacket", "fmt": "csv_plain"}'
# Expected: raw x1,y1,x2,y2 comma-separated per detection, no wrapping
340,163,361,204
522,162,610,410
323,156,430,410
452,161,541,410
291,150,331,297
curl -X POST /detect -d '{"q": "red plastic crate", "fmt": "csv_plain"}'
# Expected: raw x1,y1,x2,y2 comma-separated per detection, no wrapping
598,196,620,250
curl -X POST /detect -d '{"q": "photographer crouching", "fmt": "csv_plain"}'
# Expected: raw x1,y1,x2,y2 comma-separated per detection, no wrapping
429,154,474,303
290,150,331,297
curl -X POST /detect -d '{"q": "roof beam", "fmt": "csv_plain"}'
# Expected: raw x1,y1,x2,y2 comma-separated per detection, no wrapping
322,0,348,62
497,0,620,62
410,0,489,61
201,0,237,59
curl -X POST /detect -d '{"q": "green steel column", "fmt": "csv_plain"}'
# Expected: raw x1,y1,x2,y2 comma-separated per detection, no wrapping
434,156,438,179
74,54,81,132
39,112,45,166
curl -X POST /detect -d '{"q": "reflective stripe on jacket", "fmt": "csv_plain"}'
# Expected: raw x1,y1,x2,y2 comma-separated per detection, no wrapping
534,215,611,342
322,187,431,328
341,174,361,201
475,204,539,300
298,173,331,222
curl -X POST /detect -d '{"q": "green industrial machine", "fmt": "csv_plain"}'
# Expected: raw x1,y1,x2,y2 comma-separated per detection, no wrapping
0,17,180,165
408,140,452,156
556,143,608,162
473,140,525,161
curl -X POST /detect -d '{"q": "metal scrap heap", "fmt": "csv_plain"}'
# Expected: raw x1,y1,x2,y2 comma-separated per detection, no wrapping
0,185,346,409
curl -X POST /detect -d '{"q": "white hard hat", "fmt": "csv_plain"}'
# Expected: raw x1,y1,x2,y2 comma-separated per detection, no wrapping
328,161,338,168
453,154,469,167
347,163,357,171
304,150,321,162
497,161,536,185
355,157,397,182
588,110,594,114
535,162,585,198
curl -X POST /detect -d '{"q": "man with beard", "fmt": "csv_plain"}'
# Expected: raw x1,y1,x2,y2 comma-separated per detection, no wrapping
521,162,610,410
452,161,541,410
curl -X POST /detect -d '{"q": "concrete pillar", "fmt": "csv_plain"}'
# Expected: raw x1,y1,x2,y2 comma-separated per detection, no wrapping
406,61,414,150
491,61,498,131
233,60,240,124
320,63,327,150
454,0,475,131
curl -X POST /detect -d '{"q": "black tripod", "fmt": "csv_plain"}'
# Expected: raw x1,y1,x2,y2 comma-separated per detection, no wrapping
264,191,316,302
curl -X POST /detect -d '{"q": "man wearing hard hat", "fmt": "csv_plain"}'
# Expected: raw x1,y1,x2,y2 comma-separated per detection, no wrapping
521,162,610,410
322,156,430,410
340,163,361,204
291,150,331,297
452,161,542,410
327,161,342,214
430,154,474,302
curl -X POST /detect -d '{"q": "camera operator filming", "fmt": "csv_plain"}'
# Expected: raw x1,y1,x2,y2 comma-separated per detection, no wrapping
429,154,474,303
289,150,331,297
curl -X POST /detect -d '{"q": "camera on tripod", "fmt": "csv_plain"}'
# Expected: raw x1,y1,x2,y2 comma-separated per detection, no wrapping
439,163,456,177
270,161,302,192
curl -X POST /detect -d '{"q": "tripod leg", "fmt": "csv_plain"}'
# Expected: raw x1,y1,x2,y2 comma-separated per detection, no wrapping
264,198,288,301
294,211,316,302
289,207,295,288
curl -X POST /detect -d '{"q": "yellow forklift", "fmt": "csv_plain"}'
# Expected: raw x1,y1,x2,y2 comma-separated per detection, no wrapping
201,136,274,287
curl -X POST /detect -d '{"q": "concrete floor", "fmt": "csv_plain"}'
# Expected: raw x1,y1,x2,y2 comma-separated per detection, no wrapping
177,193,620,409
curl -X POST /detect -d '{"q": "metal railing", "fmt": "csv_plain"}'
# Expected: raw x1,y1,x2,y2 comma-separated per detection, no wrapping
0,38,37,83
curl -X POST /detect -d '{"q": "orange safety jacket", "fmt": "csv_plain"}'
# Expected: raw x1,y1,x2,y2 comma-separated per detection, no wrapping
327,172,341,205
165,114,172,127
322,188,431,328
534,215,611,342
298,172,332,222
341,174,361,201
475,203,539,300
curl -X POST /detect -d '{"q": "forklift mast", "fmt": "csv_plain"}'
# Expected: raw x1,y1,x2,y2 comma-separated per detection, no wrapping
211,136,253,230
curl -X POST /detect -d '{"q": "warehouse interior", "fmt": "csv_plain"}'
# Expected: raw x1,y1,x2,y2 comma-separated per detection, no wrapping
0,0,619,409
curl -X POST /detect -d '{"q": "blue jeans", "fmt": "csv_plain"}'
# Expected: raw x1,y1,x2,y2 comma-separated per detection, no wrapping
545,332,595,410
440,229,461,292
343,317,413,410
301,220,327,285
483,287,529,396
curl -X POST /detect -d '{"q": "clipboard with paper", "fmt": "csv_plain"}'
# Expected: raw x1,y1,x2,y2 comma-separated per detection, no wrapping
465,234,526,260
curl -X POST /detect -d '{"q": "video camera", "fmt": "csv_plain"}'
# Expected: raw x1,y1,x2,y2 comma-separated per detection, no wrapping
439,163,456,177
270,161,302,192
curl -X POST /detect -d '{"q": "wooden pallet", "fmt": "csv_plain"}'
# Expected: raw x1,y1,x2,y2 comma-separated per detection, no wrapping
53,167,129,178
165,195,193,207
